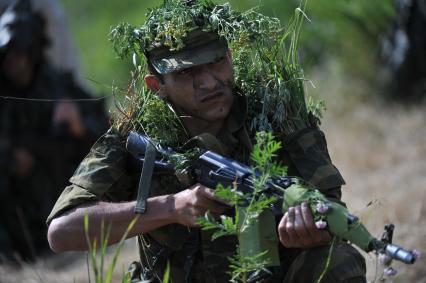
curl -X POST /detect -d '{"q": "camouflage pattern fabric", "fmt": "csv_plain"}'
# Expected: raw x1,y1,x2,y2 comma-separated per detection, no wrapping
280,242,366,283
47,94,364,282
282,127,346,190
278,127,346,206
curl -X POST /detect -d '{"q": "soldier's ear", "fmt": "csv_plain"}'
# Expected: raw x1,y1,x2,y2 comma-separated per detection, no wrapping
144,75,167,99
145,75,160,92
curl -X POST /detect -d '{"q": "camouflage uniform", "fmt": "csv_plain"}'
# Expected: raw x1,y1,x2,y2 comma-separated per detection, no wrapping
47,94,366,282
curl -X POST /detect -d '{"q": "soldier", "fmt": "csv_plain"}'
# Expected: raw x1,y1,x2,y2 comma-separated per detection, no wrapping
0,0,108,261
381,0,426,101
47,1,366,282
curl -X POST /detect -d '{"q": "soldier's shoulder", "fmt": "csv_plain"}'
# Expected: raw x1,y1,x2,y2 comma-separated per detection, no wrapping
90,127,128,155
69,128,129,190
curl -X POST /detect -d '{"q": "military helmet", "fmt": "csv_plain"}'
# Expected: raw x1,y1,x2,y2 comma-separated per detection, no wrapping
111,0,232,75
147,29,228,74
144,0,228,74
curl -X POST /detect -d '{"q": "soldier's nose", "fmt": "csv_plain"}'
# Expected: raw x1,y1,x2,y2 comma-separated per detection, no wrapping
193,68,217,91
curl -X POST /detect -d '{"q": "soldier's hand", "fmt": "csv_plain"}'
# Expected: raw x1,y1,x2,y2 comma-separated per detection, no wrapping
53,101,85,138
278,202,331,248
13,148,35,177
171,183,229,227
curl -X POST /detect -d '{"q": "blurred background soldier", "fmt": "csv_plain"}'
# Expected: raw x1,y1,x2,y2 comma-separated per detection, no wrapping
382,0,426,101
0,0,108,262
0,0,84,85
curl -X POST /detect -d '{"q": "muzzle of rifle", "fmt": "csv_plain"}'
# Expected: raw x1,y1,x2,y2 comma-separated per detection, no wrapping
385,244,417,264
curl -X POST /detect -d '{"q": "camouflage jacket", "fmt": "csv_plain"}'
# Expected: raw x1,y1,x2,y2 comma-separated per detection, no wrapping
47,95,345,283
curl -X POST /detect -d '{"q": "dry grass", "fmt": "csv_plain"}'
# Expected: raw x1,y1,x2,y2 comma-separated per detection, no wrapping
312,60,426,283
0,60,425,282
0,242,138,283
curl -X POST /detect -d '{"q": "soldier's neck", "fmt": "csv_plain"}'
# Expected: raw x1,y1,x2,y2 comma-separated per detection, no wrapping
180,115,225,137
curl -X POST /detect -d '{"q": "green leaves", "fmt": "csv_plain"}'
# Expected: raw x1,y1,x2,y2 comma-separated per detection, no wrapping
307,96,326,120
111,0,323,148
109,0,281,60
113,82,188,148
251,132,284,175
214,183,242,206
197,132,286,281
232,0,326,137
197,212,237,241
251,133,279,168
228,250,271,283
137,93,187,147
167,148,201,171
83,214,139,283
110,22,144,60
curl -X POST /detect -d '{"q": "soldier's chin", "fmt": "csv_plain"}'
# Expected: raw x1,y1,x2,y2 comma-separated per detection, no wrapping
7,70,34,89
202,105,232,122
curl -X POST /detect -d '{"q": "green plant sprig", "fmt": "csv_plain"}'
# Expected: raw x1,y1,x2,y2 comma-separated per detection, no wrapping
84,214,139,283
111,69,188,148
197,131,288,282
111,0,323,149
238,132,285,232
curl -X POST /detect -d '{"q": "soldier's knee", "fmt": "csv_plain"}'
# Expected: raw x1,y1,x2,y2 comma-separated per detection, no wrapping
314,242,366,282
283,242,366,283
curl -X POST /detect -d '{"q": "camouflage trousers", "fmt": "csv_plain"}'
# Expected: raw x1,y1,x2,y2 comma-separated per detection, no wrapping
128,241,366,283
280,242,366,283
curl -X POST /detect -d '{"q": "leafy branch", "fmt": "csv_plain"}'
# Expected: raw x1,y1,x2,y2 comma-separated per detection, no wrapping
198,131,287,282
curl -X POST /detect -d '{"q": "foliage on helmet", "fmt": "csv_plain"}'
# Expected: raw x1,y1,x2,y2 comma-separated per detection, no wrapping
110,0,324,148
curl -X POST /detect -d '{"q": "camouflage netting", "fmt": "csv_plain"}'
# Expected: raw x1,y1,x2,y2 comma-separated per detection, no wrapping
110,0,322,148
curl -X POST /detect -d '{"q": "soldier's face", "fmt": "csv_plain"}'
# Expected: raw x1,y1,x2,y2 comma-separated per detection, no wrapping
160,53,235,122
1,48,35,88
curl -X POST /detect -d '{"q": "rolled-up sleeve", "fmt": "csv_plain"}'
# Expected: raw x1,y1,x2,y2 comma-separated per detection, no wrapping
46,128,133,225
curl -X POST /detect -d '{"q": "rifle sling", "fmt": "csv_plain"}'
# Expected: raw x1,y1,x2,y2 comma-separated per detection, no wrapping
134,141,156,214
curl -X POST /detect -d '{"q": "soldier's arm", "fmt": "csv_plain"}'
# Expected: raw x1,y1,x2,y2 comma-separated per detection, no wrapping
48,196,173,252
48,184,227,252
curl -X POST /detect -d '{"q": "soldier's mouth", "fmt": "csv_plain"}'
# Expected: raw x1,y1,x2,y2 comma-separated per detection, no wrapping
201,92,223,103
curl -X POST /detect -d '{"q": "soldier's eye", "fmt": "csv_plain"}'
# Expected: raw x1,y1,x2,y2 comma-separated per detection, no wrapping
211,56,226,65
177,68,192,75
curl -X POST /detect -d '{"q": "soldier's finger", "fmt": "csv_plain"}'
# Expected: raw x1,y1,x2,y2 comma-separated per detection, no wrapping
197,185,230,206
301,202,321,242
287,206,295,223
192,185,214,203
278,213,290,246
294,205,312,246
188,216,201,227
190,183,202,191
285,207,301,247
182,209,202,227
196,197,227,214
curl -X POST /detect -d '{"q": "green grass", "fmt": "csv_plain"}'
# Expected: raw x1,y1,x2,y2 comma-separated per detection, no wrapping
84,214,139,283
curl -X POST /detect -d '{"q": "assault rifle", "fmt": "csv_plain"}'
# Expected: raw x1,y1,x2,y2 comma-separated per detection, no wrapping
126,131,418,280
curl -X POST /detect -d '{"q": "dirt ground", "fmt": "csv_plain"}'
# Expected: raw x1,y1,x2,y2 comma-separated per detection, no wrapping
0,62,424,283
314,61,426,283
323,101,426,283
